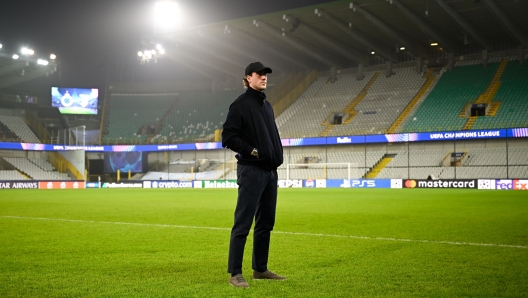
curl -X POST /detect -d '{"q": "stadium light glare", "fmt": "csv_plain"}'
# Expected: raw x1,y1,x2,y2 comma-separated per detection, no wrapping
50,54,56,60
12,54,19,59
37,59,49,66
0,44,2,49
138,47,164,64
21,47,35,55
153,1,182,32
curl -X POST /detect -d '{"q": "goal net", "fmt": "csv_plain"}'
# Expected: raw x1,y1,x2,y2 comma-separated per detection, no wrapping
285,163,360,180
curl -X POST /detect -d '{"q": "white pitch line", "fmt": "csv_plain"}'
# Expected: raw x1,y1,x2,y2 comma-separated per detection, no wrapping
2,215,527,250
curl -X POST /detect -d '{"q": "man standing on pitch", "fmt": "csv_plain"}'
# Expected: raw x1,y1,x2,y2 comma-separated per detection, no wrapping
222,62,285,288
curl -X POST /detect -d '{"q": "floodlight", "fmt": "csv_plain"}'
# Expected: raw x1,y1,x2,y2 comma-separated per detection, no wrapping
156,44,163,50
159,48,165,55
50,54,56,60
400,47,405,51
0,44,2,49
37,59,49,65
21,47,34,55
371,51,375,55
138,51,143,57
12,54,19,59
153,1,181,31
431,42,438,46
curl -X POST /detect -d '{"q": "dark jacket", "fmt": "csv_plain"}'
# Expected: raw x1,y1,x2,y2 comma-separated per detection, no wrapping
222,87,283,171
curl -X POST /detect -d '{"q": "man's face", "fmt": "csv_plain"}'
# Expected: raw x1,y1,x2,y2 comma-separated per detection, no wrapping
247,70,268,91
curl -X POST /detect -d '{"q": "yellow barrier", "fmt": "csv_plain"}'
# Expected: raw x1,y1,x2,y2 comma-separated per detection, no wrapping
48,152,84,180
25,112,50,143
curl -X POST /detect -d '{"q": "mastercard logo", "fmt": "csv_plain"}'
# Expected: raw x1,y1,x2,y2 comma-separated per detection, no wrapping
405,180,417,188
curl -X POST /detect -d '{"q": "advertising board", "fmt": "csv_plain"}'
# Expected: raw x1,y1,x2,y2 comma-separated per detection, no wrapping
404,179,477,189
478,179,528,190
278,180,303,188
39,181,85,189
86,182,100,188
1,128,525,153
101,182,143,188
143,180,194,188
0,181,38,189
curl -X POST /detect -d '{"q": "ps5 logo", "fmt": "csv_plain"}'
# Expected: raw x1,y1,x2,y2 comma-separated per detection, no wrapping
351,180,377,188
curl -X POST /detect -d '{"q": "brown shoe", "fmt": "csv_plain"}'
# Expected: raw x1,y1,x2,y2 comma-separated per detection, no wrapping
253,270,286,280
229,274,249,288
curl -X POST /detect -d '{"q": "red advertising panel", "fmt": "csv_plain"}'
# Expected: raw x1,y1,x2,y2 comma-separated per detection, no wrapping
38,181,86,189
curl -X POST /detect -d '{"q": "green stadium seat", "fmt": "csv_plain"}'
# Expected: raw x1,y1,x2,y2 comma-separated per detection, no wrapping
403,63,499,133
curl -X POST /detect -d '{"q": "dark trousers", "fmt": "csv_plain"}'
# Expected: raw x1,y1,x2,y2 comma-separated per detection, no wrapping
227,164,278,275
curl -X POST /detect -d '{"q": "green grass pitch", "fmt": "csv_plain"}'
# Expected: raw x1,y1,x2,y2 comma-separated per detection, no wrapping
1,188,527,297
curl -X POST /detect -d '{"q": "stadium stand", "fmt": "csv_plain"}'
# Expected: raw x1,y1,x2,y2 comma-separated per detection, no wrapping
0,121,20,142
3,157,70,180
102,93,177,144
276,72,375,138
472,60,528,130
276,66,437,138
330,67,427,136
0,115,40,143
101,58,526,144
402,62,500,133
0,170,28,180
152,89,240,143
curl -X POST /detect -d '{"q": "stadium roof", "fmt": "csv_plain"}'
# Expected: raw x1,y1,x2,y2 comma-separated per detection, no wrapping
144,0,528,80
0,52,57,90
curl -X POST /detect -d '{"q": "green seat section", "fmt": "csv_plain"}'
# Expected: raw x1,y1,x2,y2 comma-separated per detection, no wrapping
403,63,499,133
103,94,176,144
472,61,528,130
156,90,240,143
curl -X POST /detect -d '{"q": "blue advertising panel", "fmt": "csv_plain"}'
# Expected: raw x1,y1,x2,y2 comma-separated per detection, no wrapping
86,182,100,188
281,137,326,147
365,134,410,143
0,128,526,152
326,135,365,145
413,129,507,141
364,134,391,143
324,179,392,188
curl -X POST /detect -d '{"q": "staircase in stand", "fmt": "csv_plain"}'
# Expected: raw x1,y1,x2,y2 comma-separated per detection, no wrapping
387,68,436,134
342,72,381,124
146,95,180,143
364,154,394,179
319,72,381,137
463,59,508,130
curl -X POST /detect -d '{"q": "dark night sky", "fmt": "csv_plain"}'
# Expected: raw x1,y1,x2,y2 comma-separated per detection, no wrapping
0,0,338,90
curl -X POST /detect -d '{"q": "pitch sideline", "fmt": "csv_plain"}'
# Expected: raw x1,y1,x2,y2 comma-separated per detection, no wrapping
2,215,527,249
